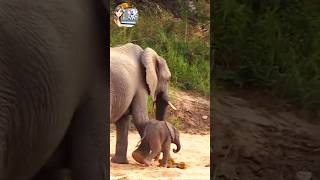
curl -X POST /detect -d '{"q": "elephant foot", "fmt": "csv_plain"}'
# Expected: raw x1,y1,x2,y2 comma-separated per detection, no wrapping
111,155,129,164
154,153,161,161
33,168,72,180
51,168,73,180
132,149,148,164
159,159,168,168
143,159,151,167
159,162,168,168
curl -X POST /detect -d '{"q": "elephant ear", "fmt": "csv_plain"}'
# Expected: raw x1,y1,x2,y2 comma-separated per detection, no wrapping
141,48,159,101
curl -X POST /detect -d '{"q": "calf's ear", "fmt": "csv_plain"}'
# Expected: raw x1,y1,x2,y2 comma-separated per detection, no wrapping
165,122,175,141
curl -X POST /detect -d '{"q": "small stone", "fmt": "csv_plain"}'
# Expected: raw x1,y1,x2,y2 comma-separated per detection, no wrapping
296,171,312,180
202,115,208,120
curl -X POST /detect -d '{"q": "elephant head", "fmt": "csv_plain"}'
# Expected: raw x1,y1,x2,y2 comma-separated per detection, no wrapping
141,48,176,121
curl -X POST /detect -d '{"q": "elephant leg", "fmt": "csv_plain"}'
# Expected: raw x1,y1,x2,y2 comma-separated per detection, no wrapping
159,141,171,167
67,99,107,180
143,149,161,166
132,140,150,164
32,139,70,180
111,115,130,164
154,152,161,161
48,168,72,180
159,151,169,167
131,89,149,137
130,90,151,162
143,140,161,166
33,168,72,180
137,139,150,155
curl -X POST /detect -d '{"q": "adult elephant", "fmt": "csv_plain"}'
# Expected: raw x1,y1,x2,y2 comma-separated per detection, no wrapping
110,43,176,164
0,1,107,180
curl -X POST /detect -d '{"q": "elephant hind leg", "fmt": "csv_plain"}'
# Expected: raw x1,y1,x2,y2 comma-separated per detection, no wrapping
159,141,171,167
67,97,108,180
32,139,70,180
132,139,150,164
32,168,72,180
143,140,161,166
111,114,130,164
154,152,161,161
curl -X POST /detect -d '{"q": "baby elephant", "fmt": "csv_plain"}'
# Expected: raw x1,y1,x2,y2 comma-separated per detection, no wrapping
135,120,181,167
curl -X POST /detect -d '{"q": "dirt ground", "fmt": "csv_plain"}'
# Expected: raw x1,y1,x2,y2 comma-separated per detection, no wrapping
110,129,210,180
167,89,211,134
213,91,320,180
110,89,211,180
110,87,320,180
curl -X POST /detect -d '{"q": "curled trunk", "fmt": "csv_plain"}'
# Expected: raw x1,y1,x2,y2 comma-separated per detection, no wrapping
173,133,181,153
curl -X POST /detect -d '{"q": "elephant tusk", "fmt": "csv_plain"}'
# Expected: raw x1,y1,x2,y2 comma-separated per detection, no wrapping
168,101,177,110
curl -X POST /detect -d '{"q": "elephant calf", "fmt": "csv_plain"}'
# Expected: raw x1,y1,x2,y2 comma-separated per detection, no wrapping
132,120,181,167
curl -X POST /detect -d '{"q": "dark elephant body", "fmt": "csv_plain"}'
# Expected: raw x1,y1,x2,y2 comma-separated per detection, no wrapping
0,1,107,180
134,120,181,167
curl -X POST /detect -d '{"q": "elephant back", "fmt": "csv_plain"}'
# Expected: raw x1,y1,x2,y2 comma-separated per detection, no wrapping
110,44,144,123
110,43,143,59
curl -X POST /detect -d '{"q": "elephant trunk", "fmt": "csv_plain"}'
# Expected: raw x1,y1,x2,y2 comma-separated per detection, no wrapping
173,138,181,153
155,92,169,121
173,128,181,153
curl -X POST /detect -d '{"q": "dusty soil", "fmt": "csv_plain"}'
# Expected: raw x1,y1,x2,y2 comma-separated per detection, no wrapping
213,91,320,180
167,89,210,134
110,89,211,180
110,129,210,180
110,87,320,180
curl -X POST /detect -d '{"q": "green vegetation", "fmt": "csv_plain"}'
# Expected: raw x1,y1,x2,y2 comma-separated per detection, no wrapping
110,1,210,96
213,0,320,115
169,117,183,129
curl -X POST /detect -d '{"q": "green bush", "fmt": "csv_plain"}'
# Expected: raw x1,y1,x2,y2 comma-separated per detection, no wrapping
213,0,320,113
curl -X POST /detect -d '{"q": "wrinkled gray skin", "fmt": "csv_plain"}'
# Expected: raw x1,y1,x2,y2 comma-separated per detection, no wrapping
110,43,172,164
0,1,107,180
139,120,180,167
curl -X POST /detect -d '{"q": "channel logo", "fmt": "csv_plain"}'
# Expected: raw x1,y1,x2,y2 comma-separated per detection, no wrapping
113,2,138,27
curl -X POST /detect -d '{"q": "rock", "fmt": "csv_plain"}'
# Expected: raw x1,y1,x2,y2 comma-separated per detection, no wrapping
296,171,312,180
202,115,208,120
